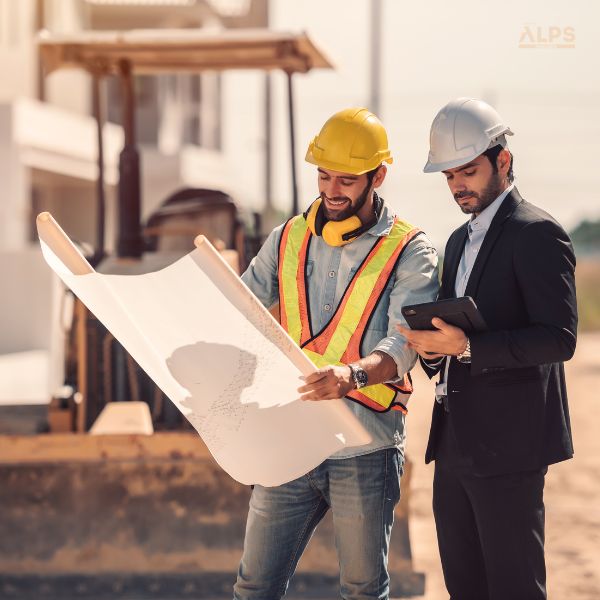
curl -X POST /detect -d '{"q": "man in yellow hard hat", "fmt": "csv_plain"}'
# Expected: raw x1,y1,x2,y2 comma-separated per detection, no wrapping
233,108,439,599
398,98,577,599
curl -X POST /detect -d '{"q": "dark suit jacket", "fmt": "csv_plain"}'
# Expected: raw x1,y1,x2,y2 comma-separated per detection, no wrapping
423,188,577,476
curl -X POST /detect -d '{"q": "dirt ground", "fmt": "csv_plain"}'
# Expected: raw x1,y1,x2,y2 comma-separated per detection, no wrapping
403,331,600,600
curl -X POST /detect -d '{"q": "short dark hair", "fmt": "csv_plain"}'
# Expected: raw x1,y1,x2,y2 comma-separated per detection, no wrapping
483,145,514,183
366,165,381,186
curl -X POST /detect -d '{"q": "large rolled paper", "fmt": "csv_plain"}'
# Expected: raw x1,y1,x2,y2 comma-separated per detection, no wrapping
36,213,371,486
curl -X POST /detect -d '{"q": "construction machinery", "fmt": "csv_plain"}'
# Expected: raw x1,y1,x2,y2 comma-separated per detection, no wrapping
0,29,425,599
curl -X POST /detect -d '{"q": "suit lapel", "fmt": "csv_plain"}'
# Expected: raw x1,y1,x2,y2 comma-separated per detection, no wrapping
464,188,523,298
442,225,468,299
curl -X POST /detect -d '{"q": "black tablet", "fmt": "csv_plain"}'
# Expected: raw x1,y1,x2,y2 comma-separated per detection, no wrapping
401,296,487,332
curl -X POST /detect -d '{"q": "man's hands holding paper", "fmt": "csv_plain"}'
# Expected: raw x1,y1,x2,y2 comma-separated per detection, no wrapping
298,365,355,401
297,351,401,401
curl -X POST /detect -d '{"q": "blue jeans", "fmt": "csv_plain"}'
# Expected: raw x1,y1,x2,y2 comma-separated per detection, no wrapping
233,448,403,600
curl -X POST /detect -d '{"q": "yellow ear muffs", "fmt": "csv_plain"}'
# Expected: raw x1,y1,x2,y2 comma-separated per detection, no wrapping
322,217,363,246
305,198,323,236
305,198,364,247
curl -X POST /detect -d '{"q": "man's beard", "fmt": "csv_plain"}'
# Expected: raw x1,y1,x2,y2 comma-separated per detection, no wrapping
321,180,371,221
454,171,505,214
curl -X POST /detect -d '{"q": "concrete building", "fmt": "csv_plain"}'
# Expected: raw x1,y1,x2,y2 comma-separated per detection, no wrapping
0,0,270,406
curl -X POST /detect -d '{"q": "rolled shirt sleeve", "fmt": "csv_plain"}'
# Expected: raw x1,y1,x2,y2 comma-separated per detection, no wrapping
373,236,440,379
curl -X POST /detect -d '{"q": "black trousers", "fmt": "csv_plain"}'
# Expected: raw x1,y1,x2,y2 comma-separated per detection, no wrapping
433,409,547,600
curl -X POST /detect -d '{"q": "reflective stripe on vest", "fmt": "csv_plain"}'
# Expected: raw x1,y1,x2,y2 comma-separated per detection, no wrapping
278,214,422,413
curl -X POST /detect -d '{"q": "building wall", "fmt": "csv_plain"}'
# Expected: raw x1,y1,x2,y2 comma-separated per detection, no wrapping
0,0,271,401
0,0,37,102
0,0,271,254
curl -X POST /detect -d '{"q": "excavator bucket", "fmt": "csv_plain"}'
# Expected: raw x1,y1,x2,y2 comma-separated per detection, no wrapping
0,432,424,599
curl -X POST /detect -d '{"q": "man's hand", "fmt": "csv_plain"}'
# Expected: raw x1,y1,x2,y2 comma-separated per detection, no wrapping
396,318,468,360
298,365,354,401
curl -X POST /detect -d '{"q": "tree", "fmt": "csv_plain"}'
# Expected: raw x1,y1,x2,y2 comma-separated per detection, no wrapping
570,219,600,255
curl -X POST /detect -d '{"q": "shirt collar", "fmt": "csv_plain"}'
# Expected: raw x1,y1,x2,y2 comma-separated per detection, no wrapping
468,183,515,236
367,202,395,237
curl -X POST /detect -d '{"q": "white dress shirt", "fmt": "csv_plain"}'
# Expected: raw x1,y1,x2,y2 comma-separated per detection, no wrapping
435,184,515,398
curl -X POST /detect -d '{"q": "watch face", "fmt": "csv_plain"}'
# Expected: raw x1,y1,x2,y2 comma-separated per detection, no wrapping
355,367,368,388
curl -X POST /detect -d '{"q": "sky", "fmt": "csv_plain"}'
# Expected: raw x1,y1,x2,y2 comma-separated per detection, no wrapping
223,0,600,249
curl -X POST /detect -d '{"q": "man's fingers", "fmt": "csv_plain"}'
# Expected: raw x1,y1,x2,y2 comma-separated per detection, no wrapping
300,370,329,385
299,378,347,400
430,317,446,330
431,317,463,336
299,388,339,401
396,324,412,337
298,374,337,395
297,380,330,394
397,325,429,344
396,324,428,344
408,330,438,347
300,393,335,402
298,365,352,400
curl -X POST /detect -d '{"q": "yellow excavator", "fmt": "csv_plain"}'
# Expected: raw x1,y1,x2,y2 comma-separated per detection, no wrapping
0,30,424,599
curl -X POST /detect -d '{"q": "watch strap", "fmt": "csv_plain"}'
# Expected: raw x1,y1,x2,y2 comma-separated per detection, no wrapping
457,338,472,364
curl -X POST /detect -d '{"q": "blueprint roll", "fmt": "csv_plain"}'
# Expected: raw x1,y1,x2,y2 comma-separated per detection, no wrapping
36,212,94,276
36,213,370,486
193,234,317,377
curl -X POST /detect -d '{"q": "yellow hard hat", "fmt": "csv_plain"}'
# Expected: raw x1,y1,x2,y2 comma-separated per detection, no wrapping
305,107,393,175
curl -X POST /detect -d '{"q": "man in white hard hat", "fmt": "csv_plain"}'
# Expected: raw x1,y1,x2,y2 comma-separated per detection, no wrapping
398,97,577,599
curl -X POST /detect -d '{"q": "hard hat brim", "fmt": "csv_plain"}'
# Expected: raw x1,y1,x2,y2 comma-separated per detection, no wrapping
423,129,514,173
306,150,393,176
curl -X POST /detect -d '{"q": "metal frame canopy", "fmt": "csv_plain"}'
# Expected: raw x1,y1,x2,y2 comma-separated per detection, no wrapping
37,29,333,260
38,28,334,75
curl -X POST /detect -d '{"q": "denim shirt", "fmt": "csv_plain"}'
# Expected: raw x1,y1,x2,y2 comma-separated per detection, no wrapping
241,203,439,459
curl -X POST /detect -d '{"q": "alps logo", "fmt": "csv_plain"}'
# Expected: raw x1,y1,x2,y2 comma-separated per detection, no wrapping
518,25,576,49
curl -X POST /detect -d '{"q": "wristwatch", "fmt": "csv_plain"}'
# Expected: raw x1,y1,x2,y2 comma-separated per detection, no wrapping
456,338,472,364
348,364,369,389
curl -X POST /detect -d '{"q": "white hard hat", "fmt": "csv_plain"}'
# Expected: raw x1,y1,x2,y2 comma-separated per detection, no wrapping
423,97,514,173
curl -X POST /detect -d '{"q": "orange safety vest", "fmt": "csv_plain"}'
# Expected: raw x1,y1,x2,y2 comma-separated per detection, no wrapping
278,214,422,414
